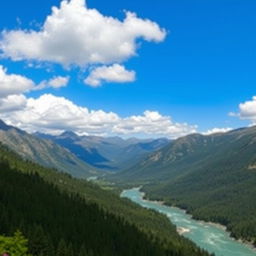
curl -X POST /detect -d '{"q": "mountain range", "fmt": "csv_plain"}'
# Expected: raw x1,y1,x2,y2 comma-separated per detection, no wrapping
0,120,97,178
35,131,169,170
0,119,169,177
2,117,256,245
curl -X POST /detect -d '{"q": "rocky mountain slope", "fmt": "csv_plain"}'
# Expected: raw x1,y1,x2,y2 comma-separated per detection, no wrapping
0,120,98,178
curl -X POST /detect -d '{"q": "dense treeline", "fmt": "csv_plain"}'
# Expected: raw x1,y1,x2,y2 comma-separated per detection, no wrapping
0,144,185,244
0,144,211,256
143,161,256,245
0,161,181,255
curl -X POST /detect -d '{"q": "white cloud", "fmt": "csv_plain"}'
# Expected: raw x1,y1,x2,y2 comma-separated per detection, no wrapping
84,64,135,87
0,94,27,112
112,111,197,138
0,94,120,134
0,65,35,98
0,94,197,138
0,0,166,68
0,65,70,98
203,127,232,135
230,96,256,126
235,96,256,123
36,76,70,90
48,76,69,88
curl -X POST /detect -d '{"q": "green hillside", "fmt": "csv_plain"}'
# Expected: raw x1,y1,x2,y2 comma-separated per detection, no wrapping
110,126,256,243
0,143,211,256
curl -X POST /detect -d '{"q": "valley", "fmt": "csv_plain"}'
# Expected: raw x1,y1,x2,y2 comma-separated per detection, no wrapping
1,118,256,255
35,131,169,171
0,139,211,256
0,1,255,255
109,126,256,245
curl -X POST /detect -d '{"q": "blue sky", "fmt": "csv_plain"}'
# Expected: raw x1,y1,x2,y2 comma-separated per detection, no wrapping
0,0,255,137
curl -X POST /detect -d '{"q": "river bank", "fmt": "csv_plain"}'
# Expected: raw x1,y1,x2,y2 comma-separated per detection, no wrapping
140,189,256,251
122,188,256,256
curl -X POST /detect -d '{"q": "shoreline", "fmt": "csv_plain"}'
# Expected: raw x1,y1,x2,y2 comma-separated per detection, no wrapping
135,188,256,252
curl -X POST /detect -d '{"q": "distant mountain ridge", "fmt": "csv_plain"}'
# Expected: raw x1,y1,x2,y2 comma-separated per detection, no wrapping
0,120,98,178
35,131,110,168
35,131,170,171
0,119,16,131
112,127,256,182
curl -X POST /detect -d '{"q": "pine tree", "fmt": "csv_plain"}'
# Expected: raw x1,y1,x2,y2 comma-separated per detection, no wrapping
67,242,74,256
0,230,30,256
56,239,69,256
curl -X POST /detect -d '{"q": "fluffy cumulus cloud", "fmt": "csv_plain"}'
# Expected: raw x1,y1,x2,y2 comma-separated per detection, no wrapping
0,65,35,97
0,94,197,138
203,127,232,135
84,64,135,87
233,96,256,124
113,111,197,138
0,0,166,68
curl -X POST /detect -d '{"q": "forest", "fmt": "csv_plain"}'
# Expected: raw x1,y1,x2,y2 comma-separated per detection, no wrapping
0,144,211,256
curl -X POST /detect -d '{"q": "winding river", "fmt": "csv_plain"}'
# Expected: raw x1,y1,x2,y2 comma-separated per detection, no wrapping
121,188,256,256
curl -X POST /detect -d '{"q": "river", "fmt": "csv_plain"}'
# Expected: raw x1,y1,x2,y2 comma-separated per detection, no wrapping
121,188,256,256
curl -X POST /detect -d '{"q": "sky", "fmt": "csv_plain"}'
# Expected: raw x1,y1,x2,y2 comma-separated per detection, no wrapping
0,0,255,138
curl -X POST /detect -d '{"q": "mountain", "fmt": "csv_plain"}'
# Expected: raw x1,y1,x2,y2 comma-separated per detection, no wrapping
35,132,169,171
114,138,171,169
0,142,210,256
0,119,14,131
110,126,256,243
35,131,110,168
0,120,98,178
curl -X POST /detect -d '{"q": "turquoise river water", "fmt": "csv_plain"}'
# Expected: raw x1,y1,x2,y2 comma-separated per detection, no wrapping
121,188,256,256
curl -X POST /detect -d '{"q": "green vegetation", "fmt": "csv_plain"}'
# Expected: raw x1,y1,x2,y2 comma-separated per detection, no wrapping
0,143,211,256
110,126,256,244
0,231,30,256
0,162,166,255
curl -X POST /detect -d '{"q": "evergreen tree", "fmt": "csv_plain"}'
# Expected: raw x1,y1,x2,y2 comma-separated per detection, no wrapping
56,239,69,256
67,242,74,256
0,231,30,256
28,225,54,256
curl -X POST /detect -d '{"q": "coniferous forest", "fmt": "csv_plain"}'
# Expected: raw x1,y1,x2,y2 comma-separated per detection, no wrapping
0,162,165,256
0,144,211,256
